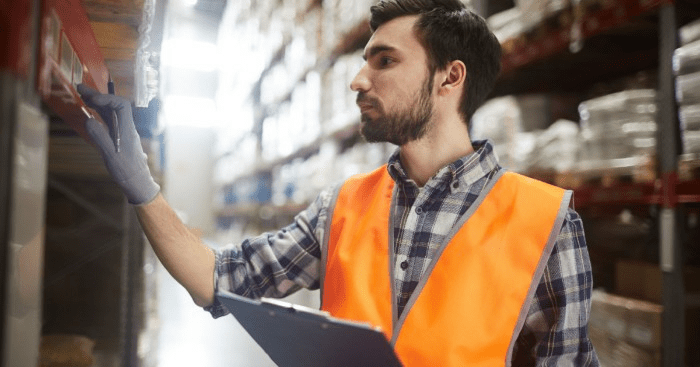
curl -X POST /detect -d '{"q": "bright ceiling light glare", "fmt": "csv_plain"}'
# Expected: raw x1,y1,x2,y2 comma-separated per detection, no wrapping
163,96,221,127
182,0,198,7
161,39,218,72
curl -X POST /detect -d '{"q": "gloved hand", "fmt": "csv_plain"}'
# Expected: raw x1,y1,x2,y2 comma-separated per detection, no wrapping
77,84,160,205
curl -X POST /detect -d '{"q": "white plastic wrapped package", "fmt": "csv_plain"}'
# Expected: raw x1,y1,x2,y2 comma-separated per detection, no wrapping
680,17,700,46
579,89,656,127
471,96,522,143
673,39,700,76
581,116,657,140
528,119,580,173
514,0,568,33
680,104,700,131
470,96,526,171
676,70,700,104
487,7,524,42
578,90,658,163
579,132,656,163
683,130,700,154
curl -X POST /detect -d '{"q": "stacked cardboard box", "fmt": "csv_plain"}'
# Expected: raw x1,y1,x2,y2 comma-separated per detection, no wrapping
590,259,700,366
588,260,700,366
589,290,663,367
38,335,95,367
614,260,700,366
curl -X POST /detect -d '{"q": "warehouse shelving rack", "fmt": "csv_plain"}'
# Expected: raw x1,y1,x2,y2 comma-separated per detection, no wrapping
42,135,152,367
216,0,373,225
491,1,699,366
1,0,157,365
215,1,699,364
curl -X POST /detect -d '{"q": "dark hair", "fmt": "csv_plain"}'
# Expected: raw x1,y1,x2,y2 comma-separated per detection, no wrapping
369,0,501,123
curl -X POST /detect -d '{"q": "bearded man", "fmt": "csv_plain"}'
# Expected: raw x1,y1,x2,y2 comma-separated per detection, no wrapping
78,0,599,365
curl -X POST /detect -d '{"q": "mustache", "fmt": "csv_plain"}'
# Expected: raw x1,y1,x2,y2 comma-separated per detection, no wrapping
356,93,380,109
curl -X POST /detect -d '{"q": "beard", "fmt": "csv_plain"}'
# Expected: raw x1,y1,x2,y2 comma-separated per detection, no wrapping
358,75,434,146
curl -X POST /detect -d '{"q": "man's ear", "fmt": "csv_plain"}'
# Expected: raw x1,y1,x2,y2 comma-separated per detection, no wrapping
438,60,466,96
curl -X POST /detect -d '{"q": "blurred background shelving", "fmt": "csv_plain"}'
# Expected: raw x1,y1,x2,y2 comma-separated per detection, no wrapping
3,0,700,366
208,1,700,366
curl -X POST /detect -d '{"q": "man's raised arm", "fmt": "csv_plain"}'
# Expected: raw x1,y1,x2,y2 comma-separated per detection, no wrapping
135,193,216,306
78,84,216,307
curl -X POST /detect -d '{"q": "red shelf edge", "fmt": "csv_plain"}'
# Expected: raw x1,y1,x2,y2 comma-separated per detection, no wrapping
499,0,674,75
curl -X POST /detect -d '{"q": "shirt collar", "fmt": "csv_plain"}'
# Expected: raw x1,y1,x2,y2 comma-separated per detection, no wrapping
386,140,500,191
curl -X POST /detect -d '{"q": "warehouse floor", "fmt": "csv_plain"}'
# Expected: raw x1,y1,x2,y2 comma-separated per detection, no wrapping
155,241,322,367
156,263,276,367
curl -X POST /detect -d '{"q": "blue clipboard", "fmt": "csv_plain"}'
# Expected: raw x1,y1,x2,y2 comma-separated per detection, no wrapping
216,291,403,367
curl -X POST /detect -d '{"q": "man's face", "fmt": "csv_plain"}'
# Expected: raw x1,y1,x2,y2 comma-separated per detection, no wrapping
351,15,435,146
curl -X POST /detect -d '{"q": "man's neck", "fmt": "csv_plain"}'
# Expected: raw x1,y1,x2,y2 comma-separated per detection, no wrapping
399,120,474,187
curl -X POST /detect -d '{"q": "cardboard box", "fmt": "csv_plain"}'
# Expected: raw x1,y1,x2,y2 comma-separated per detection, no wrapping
38,334,95,367
614,260,700,366
590,324,662,367
615,259,700,304
590,290,663,351
590,291,664,366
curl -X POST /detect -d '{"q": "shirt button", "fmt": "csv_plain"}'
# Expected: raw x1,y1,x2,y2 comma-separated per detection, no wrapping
415,206,423,215
400,260,409,270
452,181,460,189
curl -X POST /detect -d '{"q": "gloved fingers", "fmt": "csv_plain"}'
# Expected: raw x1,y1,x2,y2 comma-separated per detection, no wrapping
76,83,101,101
112,100,134,128
77,83,130,111
85,118,117,158
77,84,113,123
89,95,136,138
80,91,127,112
77,83,134,136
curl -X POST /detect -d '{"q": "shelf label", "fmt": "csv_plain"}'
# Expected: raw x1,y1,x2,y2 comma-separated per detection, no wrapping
660,208,675,272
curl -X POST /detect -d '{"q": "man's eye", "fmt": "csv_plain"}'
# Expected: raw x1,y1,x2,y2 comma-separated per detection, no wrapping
379,57,394,67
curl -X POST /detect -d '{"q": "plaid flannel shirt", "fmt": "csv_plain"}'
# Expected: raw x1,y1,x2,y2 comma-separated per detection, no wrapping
206,140,599,365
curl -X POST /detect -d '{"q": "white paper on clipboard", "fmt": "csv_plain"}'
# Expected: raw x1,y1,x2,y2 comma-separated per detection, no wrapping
216,291,403,367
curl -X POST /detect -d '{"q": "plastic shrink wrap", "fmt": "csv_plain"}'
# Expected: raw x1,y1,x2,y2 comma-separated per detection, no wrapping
470,96,529,172
674,39,700,76
675,24,700,155
578,90,657,165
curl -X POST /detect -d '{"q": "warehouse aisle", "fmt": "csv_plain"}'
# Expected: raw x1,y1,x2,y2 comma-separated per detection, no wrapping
155,247,322,367
156,262,276,367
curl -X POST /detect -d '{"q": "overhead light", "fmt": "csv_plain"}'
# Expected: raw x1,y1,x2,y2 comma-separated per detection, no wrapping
182,0,198,7
163,96,220,127
161,38,218,72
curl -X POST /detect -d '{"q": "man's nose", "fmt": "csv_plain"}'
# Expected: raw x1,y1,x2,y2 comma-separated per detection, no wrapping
350,64,370,93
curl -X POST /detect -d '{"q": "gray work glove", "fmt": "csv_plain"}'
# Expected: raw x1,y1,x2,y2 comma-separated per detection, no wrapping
77,84,160,205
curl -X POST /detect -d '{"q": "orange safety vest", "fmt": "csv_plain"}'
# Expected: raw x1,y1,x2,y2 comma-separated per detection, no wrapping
320,166,571,366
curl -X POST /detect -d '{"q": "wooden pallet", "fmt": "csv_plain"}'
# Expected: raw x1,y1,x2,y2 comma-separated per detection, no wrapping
549,156,657,189
529,155,700,189
680,154,700,181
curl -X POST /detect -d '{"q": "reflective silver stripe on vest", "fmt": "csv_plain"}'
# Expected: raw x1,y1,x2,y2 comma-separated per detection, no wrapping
388,184,399,326
319,184,343,309
505,189,572,366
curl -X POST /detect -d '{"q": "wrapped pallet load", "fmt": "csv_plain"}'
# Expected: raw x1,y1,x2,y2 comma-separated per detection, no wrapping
577,90,657,170
674,34,700,155
471,95,580,175
470,96,530,172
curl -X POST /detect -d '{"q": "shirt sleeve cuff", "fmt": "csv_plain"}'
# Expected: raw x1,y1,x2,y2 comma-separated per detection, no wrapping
203,249,230,318
203,297,229,319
